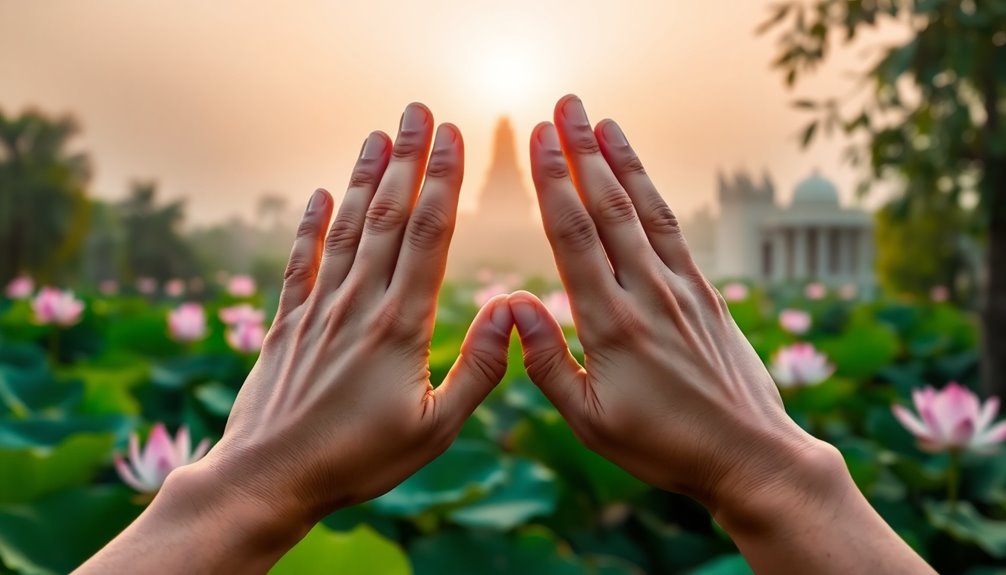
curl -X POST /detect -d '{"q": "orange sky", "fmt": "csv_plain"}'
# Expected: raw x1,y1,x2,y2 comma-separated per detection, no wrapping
0,1,896,225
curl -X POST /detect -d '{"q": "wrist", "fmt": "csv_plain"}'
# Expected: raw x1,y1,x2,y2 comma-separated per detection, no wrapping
152,459,313,565
708,436,850,537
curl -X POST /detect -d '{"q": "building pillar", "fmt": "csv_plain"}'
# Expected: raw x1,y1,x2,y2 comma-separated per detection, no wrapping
771,228,787,283
857,225,873,290
839,228,855,281
793,226,808,280
816,227,831,281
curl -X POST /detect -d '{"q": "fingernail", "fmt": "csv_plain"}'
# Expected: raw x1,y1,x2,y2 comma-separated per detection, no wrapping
306,189,325,213
490,301,512,332
433,124,455,150
537,124,560,151
400,103,428,133
360,133,385,159
562,96,590,127
602,121,628,146
510,300,540,332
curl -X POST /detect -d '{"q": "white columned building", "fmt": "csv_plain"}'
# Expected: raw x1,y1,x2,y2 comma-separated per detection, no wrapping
700,170,875,296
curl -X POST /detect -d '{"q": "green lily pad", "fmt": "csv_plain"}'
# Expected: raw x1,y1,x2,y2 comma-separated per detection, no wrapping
372,440,506,517
448,457,559,530
409,527,583,575
924,501,1006,558
270,524,411,575
0,433,115,504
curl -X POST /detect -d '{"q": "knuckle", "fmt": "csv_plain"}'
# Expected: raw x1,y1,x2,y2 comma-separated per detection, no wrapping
391,129,426,159
325,214,362,254
295,217,321,240
365,197,409,233
645,202,681,236
523,346,568,385
538,149,570,180
552,209,599,253
425,146,459,179
568,125,601,154
460,346,507,384
372,302,418,341
348,163,380,188
594,187,638,224
284,255,315,284
618,154,647,176
406,206,453,250
591,297,644,345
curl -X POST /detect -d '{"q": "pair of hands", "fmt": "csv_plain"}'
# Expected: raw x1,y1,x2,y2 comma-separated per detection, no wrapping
80,96,934,575
192,95,821,535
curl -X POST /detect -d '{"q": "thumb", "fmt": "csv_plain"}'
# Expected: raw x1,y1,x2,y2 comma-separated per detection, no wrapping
435,294,513,430
508,291,586,418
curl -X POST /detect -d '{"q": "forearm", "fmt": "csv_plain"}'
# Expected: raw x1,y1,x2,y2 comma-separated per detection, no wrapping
75,462,308,574
712,442,934,575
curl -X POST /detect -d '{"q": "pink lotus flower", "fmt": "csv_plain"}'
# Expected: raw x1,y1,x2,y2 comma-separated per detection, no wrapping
227,274,256,297
839,284,858,301
99,280,119,296
136,277,157,295
474,283,510,308
892,383,1006,453
168,303,207,343
778,309,812,335
543,291,573,326
219,304,265,326
770,343,834,388
115,424,211,493
5,276,33,299
227,320,266,353
31,288,84,327
165,278,186,298
931,286,949,303
804,282,827,300
721,282,749,302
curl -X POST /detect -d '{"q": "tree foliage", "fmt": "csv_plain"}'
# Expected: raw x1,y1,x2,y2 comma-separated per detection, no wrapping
0,110,91,285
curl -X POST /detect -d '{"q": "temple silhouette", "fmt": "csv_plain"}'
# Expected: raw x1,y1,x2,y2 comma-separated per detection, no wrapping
447,118,556,279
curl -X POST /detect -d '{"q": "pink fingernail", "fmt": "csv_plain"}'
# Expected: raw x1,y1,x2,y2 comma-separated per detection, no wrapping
537,124,561,151
510,300,540,332
400,103,429,132
491,301,513,331
562,96,590,127
602,121,629,146
433,124,456,150
306,189,326,213
360,133,385,159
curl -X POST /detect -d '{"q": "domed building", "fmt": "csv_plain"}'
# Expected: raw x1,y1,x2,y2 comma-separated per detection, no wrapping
699,168,874,294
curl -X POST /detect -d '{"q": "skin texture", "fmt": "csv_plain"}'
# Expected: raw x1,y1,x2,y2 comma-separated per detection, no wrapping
77,97,935,575
510,95,934,574
76,104,515,573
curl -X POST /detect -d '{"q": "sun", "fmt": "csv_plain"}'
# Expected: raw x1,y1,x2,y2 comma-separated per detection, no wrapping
467,44,544,114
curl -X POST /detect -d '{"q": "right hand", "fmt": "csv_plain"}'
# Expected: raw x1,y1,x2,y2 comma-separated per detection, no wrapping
509,95,836,514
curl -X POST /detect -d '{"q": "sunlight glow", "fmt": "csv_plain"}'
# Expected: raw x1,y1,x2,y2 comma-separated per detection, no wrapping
467,44,545,114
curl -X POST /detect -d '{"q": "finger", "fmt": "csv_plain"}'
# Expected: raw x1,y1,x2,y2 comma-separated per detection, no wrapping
388,124,463,320
554,95,657,285
277,189,334,315
350,103,434,291
433,294,513,431
507,291,586,421
315,131,392,292
529,122,621,303
596,119,700,278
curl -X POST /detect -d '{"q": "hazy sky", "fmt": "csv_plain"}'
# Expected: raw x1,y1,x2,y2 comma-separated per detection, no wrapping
1,1,894,225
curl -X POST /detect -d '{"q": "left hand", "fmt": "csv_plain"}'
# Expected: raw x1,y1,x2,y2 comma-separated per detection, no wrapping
194,103,515,530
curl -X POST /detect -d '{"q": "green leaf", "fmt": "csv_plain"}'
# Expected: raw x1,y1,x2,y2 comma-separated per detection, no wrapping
409,528,583,575
270,524,411,575
0,486,144,575
0,433,114,504
925,501,1006,558
448,457,559,530
688,554,753,575
817,319,900,379
371,440,506,517
511,412,648,505
193,381,237,417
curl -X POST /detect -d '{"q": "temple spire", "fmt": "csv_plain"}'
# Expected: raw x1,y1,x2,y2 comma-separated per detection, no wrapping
477,117,533,220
